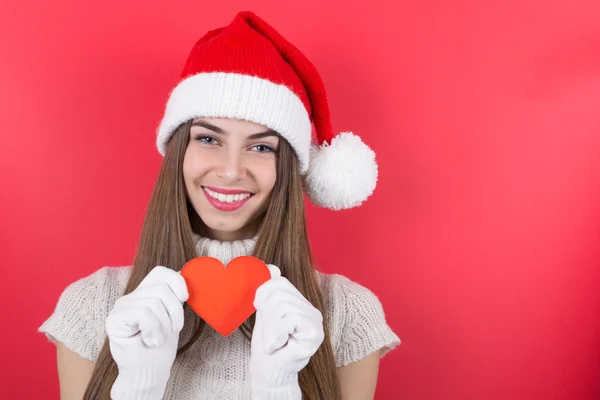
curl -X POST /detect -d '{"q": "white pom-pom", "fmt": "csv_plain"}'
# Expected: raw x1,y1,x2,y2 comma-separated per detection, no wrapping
303,132,378,210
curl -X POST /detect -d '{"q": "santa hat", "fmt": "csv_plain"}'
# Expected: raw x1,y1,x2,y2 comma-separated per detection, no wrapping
156,11,378,210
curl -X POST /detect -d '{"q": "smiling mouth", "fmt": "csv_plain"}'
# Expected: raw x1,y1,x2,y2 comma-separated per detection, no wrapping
202,186,254,204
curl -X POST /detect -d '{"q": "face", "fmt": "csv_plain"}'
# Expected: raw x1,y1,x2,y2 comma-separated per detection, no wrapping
183,117,279,241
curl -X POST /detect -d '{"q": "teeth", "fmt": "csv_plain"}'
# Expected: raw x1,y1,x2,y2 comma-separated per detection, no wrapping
205,188,251,203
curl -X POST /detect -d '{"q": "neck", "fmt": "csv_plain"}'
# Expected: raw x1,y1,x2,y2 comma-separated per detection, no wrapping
190,213,262,242
192,232,258,265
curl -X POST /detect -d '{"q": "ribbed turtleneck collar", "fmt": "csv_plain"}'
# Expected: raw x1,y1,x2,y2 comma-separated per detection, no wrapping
191,232,257,265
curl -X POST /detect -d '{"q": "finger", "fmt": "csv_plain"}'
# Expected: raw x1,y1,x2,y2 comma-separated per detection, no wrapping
282,335,317,364
257,295,323,354
263,299,321,332
254,266,285,308
106,309,140,338
254,279,275,310
107,305,167,348
255,276,307,310
256,277,308,306
258,310,294,353
261,291,322,322
263,323,292,354
277,314,324,359
136,306,168,347
138,266,189,303
109,297,172,346
284,313,324,346
263,309,323,352
267,264,281,279
257,284,320,323
119,283,186,333
146,283,186,333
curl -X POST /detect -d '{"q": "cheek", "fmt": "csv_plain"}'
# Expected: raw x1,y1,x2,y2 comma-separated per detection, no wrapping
182,152,194,184
183,149,209,183
258,162,277,193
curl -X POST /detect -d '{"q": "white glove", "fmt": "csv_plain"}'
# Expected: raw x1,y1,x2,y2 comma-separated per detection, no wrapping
250,265,325,399
105,266,189,400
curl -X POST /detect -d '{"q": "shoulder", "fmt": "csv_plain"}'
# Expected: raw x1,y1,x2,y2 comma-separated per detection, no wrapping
61,266,131,300
38,266,132,362
318,272,401,367
54,266,131,319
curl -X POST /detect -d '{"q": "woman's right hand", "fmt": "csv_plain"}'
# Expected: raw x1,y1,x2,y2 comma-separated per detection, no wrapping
105,266,189,400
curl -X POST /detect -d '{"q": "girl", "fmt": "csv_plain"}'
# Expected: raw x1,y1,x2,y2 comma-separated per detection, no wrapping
39,11,400,400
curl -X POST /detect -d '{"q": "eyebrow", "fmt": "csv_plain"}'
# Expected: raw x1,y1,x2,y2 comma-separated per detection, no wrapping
191,120,279,139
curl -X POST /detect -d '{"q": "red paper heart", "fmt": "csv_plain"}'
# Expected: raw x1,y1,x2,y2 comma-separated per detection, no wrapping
180,256,270,336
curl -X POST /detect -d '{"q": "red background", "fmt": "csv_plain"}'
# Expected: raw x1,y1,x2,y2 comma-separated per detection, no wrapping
2,1,600,399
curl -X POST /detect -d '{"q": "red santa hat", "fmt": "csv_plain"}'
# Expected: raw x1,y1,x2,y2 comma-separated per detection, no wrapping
156,11,377,210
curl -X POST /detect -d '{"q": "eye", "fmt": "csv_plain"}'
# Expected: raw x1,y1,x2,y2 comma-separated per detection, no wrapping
252,144,275,153
194,135,217,145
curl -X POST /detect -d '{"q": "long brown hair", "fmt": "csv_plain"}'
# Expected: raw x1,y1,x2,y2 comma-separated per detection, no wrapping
83,120,341,399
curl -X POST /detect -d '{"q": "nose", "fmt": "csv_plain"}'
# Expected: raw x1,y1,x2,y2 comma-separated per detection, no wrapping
217,148,247,184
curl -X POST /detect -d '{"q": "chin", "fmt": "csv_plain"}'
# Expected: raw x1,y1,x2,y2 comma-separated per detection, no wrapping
204,219,249,233
200,213,247,232
197,208,258,233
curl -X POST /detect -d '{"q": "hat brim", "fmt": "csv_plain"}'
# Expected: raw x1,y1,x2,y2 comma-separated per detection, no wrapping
156,72,311,172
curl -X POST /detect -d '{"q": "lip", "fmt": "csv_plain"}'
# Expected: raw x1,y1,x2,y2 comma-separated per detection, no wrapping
203,185,253,195
202,186,253,212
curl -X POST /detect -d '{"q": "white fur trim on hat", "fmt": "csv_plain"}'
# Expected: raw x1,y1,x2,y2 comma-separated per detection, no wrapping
304,132,378,210
156,72,312,172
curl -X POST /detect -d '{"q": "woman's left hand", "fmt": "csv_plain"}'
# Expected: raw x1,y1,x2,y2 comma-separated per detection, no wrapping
249,265,324,399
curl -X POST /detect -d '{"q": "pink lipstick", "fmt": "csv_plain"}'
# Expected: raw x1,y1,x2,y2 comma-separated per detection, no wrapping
202,186,253,211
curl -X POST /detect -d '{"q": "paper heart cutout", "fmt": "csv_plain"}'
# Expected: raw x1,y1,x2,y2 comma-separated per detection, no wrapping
180,255,271,336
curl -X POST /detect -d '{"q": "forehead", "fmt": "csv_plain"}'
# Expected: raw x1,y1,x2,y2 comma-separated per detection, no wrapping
192,117,270,133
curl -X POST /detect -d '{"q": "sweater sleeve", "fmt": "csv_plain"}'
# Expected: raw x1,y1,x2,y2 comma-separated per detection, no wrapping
325,274,401,367
38,266,130,362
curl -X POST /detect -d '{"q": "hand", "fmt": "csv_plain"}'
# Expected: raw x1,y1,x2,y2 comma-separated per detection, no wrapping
250,265,325,399
105,266,189,400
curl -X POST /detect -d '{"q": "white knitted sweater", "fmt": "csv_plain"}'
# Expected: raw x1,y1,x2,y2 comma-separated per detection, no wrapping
39,234,400,399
